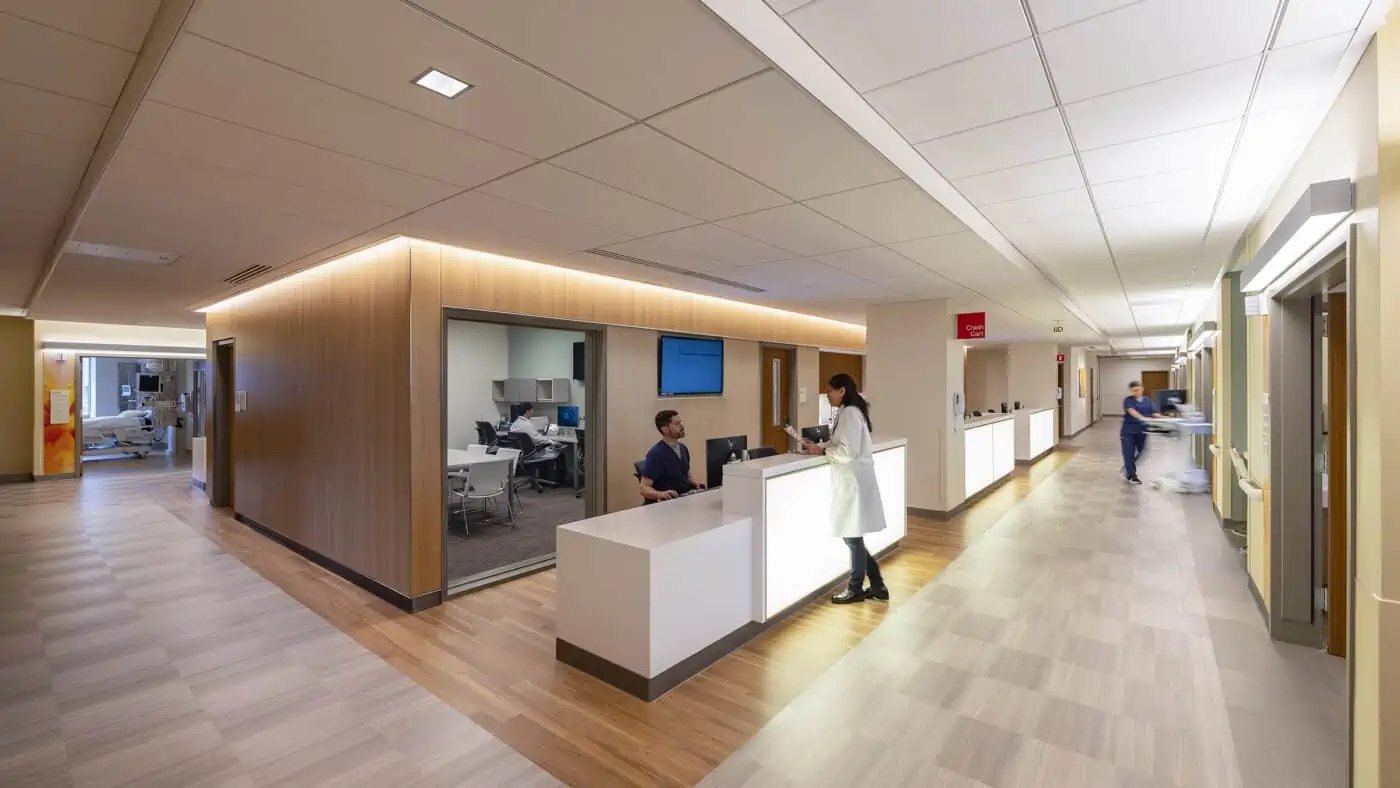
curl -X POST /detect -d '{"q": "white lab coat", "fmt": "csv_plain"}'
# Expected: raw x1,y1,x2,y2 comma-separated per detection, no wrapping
825,405,886,538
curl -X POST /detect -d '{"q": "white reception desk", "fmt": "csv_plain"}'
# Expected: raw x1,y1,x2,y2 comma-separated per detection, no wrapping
1014,407,1057,462
964,414,1015,500
556,438,907,699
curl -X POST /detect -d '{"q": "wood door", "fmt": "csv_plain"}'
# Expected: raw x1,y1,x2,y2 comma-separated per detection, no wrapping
818,351,864,390
1057,363,1066,436
1327,293,1348,656
761,347,793,452
1141,370,1170,396
211,340,235,509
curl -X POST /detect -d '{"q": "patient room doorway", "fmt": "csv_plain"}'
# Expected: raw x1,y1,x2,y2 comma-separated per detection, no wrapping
76,353,205,477
442,309,605,596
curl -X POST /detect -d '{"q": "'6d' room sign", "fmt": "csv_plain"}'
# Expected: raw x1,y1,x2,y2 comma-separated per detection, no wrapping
955,312,986,340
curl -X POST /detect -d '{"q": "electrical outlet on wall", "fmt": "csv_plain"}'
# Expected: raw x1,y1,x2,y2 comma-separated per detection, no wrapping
799,387,807,404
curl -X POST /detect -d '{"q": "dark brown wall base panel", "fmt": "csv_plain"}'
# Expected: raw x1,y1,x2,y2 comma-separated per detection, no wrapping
559,543,900,701
911,470,1017,521
0,473,34,484
234,513,437,614
1015,447,1055,466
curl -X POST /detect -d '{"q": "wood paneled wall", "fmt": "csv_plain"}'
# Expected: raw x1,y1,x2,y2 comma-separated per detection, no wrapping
0,318,35,478
205,239,415,597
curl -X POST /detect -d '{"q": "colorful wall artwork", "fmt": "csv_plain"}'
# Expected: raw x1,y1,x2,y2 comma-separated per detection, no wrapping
42,352,76,476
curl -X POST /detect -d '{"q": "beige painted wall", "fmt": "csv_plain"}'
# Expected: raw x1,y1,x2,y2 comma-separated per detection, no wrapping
0,318,35,479
1245,34,1392,784
964,347,1008,413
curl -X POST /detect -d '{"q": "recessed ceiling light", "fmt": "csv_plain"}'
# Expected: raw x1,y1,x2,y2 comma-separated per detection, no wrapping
413,68,471,99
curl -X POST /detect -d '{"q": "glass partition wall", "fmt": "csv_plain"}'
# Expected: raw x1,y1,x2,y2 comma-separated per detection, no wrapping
443,312,602,594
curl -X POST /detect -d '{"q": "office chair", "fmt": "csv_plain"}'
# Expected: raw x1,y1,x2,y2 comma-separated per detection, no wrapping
507,433,560,492
574,429,585,499
747,447,778,460
476,421,499,447
633,460,650,505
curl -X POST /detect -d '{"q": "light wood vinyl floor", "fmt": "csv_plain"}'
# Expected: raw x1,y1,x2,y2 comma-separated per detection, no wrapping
149,451,1073,787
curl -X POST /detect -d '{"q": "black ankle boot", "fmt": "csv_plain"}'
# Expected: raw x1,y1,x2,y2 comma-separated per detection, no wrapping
831,588,865,604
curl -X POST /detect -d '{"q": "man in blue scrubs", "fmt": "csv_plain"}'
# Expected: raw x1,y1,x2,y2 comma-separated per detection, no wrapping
640,410,705,503
1121,381,1158,485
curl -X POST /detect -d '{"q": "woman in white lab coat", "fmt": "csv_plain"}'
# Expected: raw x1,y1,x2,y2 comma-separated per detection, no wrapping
802,373,888,604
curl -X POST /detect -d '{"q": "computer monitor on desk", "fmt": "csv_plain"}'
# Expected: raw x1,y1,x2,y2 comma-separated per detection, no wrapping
801,425,830,443
705,435,748,489
557,406,580,428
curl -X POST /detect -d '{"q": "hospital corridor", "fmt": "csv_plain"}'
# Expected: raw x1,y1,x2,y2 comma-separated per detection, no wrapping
0,0,1397,785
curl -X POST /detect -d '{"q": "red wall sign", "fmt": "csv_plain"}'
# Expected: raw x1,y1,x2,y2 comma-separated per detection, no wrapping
955,312,986,340
1057,353,1066,363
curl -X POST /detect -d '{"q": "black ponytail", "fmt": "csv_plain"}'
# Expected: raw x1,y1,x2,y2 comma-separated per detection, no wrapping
828,373,872,432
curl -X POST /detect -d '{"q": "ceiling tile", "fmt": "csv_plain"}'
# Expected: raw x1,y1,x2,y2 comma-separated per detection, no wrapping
1252,33,1351,114
1101,199,1211,247
785,0,1030,91
916,108,1072,179
1090,169,1223,212
480,163,699,238
410,0,768,118
866,40,1054,142
729,258,842,290
1026,0,1139,32
0,80,110,147
122,102,460,213
1274,0,1372,48
389,191,629,255
1040,0,1276,102
600,237,731,274
1063,57,1258,149
1213,109,1309,224
629,224,793,267
803,180,967,244
0,126,93,182
2,0,160,52
811,246,923,279
717,204,871,256
767,0,814,12
870,273,967,301
955,156,1084,205
982,188,1096,225
0,13,136,106
1078,120,1240,183
648,71,900,200
0,161,82,215
188,0,629,159
149,35,531,188
888,231,1007,274
552,126,789,221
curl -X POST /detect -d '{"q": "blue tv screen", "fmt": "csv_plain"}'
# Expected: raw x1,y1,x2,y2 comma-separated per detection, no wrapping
658,336,724,396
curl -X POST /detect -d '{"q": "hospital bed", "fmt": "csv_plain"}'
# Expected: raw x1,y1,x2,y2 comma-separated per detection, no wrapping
82,410,157,459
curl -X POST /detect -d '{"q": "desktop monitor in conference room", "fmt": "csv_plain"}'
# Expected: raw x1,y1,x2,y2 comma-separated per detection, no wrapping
557,405,580,428
705,435,748,490
658,335,724,396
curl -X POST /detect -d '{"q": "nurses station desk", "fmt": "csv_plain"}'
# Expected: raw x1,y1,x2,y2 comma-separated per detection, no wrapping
555,437,907,700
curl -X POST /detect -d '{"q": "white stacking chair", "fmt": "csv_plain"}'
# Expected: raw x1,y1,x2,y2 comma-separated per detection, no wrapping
464,457,514,527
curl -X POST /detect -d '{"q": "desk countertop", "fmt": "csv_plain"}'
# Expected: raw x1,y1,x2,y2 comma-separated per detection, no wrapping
1013,407,1055,416
557,490,747,549
720,437,908,480
964,413,1015,429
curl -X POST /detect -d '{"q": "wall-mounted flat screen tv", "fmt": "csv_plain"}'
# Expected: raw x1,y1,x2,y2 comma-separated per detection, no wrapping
657,335,723,397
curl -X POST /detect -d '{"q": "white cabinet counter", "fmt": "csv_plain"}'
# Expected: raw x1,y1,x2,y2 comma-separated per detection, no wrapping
964,415,1015,500
1014,408,1056,462
556,437,907,700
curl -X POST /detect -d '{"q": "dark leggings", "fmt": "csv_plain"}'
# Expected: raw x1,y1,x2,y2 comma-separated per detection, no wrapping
843,536,884,591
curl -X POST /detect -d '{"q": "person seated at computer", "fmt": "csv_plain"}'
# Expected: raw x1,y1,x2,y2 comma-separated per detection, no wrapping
640,409,706,503
510,403,556,447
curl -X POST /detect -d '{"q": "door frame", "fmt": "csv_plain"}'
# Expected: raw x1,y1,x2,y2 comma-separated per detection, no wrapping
210,339,235,508
440,308,606,597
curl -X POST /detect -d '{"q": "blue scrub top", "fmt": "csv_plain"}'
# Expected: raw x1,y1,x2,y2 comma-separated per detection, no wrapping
1121,395,1156,435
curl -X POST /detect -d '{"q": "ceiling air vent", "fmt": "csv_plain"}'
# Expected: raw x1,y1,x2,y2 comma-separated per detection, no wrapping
222,264,273,285
585,249,766,294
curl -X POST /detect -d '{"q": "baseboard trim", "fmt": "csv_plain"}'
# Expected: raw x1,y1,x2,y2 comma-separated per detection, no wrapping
911,471,1016,521
34,472,76,482
0,472,34,484
1247,574,1268,624
191,479,206,491
233,512,430,613
1015,446,1055,466
560,542,900,701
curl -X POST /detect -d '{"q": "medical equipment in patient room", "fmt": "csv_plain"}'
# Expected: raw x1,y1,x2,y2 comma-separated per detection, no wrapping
82,409,157,459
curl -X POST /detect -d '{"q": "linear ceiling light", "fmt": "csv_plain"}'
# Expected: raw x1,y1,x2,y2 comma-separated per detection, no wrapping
413,68,471,98
1241,180,1353,295
1187,321,1219,354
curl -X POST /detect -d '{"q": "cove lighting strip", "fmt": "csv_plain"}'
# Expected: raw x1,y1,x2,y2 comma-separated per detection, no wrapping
1241,180,1353,295
197,236,866,336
